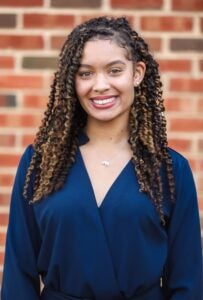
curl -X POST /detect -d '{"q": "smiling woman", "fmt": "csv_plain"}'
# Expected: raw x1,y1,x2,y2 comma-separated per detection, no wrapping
1,16,203,300
75,40,145,125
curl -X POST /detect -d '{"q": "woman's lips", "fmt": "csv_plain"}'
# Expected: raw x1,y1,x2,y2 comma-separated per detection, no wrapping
91,96,117,109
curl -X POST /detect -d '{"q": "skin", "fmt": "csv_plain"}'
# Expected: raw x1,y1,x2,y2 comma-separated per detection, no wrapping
75,39,146,127
75,39,146,206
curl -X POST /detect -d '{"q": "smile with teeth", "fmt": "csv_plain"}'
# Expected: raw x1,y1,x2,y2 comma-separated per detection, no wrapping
92,97,115,105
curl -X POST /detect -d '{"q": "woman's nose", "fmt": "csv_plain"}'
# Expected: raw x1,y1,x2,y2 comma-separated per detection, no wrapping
92,73,110,92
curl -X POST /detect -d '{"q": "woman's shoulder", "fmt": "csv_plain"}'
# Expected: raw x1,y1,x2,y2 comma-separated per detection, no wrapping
22,143,34,159
23,144,34,155
167,147,195,190
167,147,190,171
17,144,34,172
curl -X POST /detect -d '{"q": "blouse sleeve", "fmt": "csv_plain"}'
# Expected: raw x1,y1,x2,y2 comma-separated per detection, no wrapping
164,157,203,299
1,145,41,300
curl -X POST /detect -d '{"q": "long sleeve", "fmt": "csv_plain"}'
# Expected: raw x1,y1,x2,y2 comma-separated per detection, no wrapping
164,157,203,299
1,146,41,300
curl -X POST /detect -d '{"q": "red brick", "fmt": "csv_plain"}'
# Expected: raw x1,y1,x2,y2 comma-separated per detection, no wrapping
0,174,14,186
170,79,203,92
171,38,203,52
198,177,203,193
199,200,203,211
188,159,196,171
198,98,203,111
0,193,10,206
22,56,57,70
111,0,163,9
45,75,55,90
51,0,101,8
188,159,203,172
165,97,180,111
165,97,194,112
158,59,191,72
0,114,42,127
0,75,43,89
0,56,14,69
80,14,134,25
172,0,203,11
170,119,203,132
0,272,3,287
144,37,162,52
0,35,43,50
50,35,66,50
51,34,161,52
22,134,36,147
0,154,21,167
0,14,16,29
0,134,15,147
80,14,104,23
0,232,6,246
0,214,9,226
0,94,16,107
23,14,74,29
198,140,203,151
0,0,42,6
141,16,193,31
168,138,191,152
23,94,47,109
0,251,5,265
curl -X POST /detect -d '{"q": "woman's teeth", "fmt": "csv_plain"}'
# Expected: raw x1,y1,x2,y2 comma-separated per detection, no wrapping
93,97,115,105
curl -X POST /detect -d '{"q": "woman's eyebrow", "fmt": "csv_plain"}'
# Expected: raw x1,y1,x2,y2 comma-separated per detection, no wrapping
79,64,92,69
79,60,126,69
106,60,126,67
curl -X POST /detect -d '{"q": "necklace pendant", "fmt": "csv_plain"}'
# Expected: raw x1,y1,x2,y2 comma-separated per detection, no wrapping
101,160,110,167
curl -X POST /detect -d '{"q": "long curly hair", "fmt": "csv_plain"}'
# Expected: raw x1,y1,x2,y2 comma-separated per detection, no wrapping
23,16,175,224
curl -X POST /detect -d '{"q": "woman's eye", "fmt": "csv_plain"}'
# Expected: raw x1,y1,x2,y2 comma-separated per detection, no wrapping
78,71,92,78
110,68,122,75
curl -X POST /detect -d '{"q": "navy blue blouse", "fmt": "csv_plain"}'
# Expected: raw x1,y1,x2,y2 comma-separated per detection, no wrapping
1,140,203,299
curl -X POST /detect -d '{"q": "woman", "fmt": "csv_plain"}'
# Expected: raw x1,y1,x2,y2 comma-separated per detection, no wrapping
1,16,202,299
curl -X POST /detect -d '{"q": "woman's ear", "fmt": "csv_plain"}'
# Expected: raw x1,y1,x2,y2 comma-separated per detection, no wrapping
133,61,146,87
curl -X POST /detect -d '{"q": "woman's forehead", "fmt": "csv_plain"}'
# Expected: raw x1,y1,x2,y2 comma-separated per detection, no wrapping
80,39,130,64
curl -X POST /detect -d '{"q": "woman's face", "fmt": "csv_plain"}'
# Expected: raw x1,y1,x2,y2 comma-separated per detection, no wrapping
75,39,145,125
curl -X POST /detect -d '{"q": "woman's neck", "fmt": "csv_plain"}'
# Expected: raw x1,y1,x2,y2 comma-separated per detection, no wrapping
84,120,129,146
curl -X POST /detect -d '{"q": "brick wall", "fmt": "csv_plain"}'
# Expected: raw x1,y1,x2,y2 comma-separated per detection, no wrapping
0,0,203,285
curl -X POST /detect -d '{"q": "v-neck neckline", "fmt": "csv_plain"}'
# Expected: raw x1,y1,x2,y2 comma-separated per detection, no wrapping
78,149,132,210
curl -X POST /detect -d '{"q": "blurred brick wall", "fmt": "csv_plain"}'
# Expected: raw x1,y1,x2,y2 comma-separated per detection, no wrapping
0,0,203,285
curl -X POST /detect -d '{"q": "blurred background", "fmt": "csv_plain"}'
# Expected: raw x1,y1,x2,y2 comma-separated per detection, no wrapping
0,0,203,286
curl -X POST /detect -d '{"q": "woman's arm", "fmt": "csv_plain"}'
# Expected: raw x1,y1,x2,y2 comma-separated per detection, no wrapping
1,146,41,300
164,157,203,299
